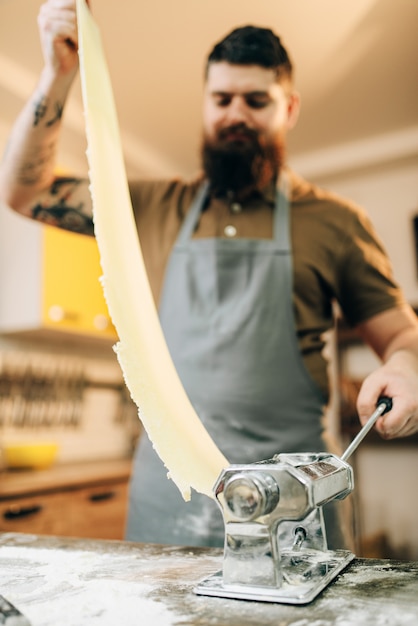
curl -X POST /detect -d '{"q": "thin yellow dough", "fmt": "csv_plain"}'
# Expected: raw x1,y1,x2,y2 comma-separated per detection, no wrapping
75,0,228,500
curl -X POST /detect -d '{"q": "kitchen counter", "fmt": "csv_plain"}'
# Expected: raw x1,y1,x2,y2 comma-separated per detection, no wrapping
0,532,417,626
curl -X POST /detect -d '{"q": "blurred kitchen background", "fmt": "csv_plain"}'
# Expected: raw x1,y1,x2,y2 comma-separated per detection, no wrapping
0,0,417,557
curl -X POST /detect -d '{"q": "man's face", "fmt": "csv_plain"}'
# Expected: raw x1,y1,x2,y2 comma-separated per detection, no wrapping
201,62,299,194
203,62,298,145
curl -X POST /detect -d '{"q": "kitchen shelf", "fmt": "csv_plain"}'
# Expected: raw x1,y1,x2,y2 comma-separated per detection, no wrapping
0,458,132,498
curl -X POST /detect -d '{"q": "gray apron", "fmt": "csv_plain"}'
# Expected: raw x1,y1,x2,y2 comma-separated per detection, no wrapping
126,176,344,548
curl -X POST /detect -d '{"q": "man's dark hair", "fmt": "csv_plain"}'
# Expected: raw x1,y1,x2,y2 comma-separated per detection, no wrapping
205,25,293,81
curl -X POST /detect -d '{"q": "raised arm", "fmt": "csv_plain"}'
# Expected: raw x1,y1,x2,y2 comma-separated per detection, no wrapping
0,0,94,235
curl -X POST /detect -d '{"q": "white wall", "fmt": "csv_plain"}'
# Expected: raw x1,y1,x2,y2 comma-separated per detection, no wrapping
305,154,418,559
313,157,418,305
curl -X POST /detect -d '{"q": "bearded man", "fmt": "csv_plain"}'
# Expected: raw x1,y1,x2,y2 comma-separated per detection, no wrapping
2,3,418,549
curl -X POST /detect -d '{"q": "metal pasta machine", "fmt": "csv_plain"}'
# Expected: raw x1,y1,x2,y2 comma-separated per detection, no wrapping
195,398,392,605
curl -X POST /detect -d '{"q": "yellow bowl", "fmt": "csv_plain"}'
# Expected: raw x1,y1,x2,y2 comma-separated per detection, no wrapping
3,442,59,470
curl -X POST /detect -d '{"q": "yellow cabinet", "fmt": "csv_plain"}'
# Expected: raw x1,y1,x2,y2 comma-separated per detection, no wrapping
42,226,116,337
0,204,117,341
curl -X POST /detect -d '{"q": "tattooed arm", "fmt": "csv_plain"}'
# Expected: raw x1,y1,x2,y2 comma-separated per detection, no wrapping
0,0,94,236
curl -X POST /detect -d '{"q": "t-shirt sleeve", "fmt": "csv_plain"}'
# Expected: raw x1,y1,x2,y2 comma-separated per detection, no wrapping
335,206,406,327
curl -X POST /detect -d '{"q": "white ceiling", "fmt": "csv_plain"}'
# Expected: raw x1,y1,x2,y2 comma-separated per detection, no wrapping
0,0,417,180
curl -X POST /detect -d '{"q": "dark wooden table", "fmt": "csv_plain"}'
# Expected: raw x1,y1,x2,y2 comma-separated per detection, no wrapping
0,532,416,625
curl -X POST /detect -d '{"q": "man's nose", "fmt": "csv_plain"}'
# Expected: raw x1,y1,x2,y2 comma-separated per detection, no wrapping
224,97,249,125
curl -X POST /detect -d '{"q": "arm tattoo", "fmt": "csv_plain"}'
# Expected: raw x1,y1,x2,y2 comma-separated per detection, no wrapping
46,102,64,127
30,177,95,236
50,177,82,196
31,200,95,235
33,95,64,128
33,96,48,127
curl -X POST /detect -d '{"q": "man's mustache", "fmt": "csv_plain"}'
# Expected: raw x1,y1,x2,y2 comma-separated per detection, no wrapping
216,123,259,142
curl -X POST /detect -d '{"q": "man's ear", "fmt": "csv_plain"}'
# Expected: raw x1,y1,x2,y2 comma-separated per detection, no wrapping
286,91,301,130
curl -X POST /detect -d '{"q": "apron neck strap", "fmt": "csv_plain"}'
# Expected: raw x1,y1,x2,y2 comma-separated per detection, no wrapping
274,171,291,252
177,181,210,244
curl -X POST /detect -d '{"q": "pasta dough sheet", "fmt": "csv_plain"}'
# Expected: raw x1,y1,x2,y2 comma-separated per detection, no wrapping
75,0,228,500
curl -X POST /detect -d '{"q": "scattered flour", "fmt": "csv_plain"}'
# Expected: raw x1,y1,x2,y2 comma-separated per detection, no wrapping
0,545,176,626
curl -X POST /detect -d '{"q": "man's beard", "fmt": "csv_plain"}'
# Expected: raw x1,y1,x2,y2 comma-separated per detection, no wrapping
201,124,286,198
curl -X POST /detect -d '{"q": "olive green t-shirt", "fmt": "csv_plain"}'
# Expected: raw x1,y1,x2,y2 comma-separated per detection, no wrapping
129,168,405,398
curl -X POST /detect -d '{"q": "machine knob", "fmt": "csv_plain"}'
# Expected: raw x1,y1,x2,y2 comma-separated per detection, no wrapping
223,472,280,521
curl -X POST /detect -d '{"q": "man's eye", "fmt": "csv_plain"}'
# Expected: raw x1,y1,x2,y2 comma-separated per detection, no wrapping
215,96,232,107
245,97,269,109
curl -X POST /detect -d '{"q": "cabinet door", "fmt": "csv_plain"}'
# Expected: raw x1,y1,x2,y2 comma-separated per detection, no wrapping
0,481,128,540
0,206,117,340
69,482,128,540
0,492,72,536
42,226,117,339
